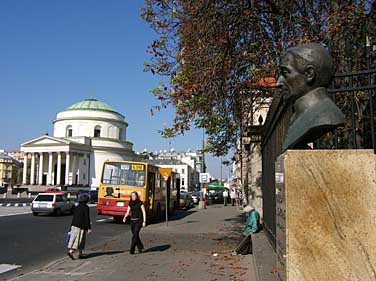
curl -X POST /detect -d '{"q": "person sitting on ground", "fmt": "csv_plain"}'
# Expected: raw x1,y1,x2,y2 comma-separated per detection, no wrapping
232,205,261,256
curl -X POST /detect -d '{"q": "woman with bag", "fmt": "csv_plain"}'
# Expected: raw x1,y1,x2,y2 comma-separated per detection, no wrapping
67,193,91,260
123,191,146,254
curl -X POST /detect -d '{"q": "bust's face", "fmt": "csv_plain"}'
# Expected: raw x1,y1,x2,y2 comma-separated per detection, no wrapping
277,53,308,102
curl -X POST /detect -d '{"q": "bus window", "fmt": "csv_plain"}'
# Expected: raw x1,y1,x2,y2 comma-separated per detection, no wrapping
102,162,146,187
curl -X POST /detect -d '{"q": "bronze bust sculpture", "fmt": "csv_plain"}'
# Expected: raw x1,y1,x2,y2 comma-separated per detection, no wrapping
276,43,345,151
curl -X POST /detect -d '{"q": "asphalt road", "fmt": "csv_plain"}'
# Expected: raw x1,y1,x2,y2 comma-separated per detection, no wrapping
0,207,130,280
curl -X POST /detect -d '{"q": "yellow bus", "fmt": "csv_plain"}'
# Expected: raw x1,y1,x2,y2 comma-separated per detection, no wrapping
96,160,180,221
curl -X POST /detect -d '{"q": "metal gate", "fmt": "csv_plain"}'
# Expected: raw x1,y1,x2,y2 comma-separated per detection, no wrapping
261,35,376,246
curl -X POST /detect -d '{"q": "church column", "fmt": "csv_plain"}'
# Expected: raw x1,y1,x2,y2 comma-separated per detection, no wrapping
86,153,91,186
38,152,44,185
30,153,36,185
22,153,28,185
56,152,62,186
72,153,77,185
47,152,53,185
65,152,70,186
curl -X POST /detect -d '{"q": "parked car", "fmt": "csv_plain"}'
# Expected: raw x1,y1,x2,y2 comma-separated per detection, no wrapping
44,188,64,194
77,190,98,204
31,193,75,216
179,192,194,209
207,190,223,204
191,192,201,204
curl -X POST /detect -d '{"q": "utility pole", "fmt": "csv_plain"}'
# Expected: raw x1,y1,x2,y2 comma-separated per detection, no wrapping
220,156,223,183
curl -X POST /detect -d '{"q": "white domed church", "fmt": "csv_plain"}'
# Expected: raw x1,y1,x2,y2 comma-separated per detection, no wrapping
21,99,136,190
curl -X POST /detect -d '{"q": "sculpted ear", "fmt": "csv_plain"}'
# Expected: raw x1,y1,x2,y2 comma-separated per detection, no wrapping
305,65,315,85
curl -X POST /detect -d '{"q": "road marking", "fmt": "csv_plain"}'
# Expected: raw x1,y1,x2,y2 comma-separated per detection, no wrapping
23,203,27,207
96,218,111,222
15,203,19,207
6,204,10,207
0,264,21,274
0,212,32,217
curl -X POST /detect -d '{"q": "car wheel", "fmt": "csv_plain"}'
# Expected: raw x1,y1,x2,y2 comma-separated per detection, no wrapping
32,212,38,216
55,208,62,216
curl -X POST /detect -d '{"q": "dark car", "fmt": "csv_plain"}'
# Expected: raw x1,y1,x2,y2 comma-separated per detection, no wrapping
179,192,194,209
207,190,223,204
77,190,98,204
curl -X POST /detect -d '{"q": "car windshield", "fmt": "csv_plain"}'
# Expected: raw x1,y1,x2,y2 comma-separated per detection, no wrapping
35,195,54,202
101,162,146,187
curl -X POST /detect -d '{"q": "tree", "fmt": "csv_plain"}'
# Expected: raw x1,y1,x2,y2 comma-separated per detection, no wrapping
142,0,375,155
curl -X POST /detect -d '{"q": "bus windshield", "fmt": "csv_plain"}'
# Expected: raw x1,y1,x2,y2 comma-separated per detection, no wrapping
101,162,146,187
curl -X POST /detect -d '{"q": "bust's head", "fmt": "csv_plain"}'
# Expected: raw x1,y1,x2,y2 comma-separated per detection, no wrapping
277,43,333,102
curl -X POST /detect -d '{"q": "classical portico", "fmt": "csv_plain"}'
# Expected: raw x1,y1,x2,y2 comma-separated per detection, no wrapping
22,135,91,187
20,99,137,190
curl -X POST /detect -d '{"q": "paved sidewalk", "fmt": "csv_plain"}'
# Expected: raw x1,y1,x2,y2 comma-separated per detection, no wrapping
7,205,258,281
252,231,277,281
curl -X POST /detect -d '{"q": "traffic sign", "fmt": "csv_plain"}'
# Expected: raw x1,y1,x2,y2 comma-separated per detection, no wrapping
199,173,210,183
158,168,173,182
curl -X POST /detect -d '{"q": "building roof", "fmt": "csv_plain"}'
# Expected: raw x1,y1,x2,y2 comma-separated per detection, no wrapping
148,159,187,166
0,152,14,160
64,99,119,114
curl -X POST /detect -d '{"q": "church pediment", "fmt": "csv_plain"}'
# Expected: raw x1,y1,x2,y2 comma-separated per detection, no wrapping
22,135,71,147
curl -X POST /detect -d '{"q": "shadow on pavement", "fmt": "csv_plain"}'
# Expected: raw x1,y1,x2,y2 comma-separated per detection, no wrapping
84,250,124,258
169,210,197,221
144,244,171,253
148,209,197,225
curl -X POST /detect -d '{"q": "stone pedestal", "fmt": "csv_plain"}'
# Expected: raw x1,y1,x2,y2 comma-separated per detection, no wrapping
275,150,376,281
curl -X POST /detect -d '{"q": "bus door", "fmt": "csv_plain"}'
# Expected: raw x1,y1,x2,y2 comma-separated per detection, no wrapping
148,172,156,214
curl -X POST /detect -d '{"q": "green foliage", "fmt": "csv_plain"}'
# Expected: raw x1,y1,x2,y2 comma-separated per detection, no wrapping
141,0,375,155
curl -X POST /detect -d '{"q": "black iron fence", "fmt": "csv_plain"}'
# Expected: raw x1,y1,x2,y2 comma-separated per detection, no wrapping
261,36,376,246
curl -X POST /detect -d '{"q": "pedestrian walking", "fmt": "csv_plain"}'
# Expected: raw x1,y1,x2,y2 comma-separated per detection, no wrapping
222,189,228,206
232,205,261,255
67,193,91,260
230,188,236,206
236,190,243,209
123,191,147,254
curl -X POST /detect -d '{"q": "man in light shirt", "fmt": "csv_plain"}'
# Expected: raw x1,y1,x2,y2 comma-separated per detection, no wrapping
223,189,229,206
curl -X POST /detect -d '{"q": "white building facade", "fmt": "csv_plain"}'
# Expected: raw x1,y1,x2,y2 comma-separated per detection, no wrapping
149,150,204,190
21,99,136,190
148,159,193,192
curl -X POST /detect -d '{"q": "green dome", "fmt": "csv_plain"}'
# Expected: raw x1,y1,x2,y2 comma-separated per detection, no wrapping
65,99,119,114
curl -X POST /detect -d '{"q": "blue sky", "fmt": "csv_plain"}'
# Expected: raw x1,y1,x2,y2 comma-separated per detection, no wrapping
0,0,230,178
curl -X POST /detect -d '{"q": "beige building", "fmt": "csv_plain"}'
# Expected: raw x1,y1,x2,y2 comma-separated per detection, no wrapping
234,77,275,214
0,152,22,189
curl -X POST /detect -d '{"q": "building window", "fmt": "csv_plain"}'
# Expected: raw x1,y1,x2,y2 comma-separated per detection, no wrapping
66,125,73,137
94,126,101,138
119,128,124,140
182,168,185,174
182,178,185,186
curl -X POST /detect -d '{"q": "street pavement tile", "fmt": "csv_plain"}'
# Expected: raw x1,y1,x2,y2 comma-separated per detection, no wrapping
5,206,257,281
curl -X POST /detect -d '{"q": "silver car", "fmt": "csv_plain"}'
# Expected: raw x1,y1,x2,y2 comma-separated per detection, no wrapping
31,193,75,216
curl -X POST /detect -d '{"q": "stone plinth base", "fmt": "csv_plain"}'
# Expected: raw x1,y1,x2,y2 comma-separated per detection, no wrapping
276,150,376,281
